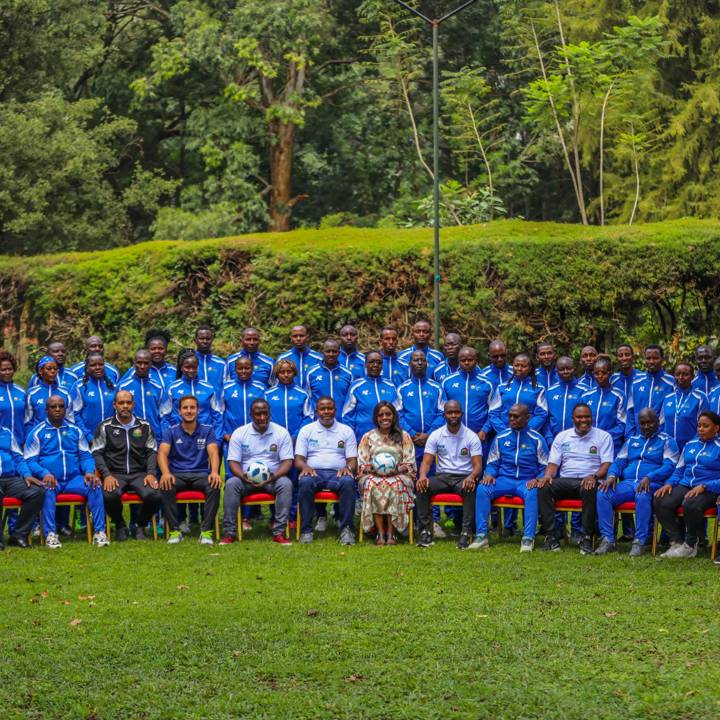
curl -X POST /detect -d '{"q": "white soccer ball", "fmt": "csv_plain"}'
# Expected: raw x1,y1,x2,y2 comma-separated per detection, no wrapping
246,460,270,485
371,451,398,476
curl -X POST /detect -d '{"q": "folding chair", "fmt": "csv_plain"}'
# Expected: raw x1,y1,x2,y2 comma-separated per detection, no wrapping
167,490,220,540
1,497,33,545
105,492,158,540
237,492,289,540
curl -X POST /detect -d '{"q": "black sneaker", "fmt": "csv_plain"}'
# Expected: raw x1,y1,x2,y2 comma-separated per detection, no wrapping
579,536,594,555
134,526,147,541
457,532,471,550
116,526,129,542
543,536,561,552
416,530,433,548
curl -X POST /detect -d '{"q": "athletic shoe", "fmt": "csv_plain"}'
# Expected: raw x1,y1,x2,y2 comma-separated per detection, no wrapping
315,517,328,533
594,538,615,556
416,530,434,548
31,526,41,539
199,531,214,546
134,526,147,541
45,532,62,549
339,527,355,546
520,537,534,553
468,534,489,550
58,525,72,538
543,536,561,552
713,554,720,566
299,532,313,544
569,530,584,546
167,530,182,545
432,522,447,539
579,536,594,555
219,536,237,545
179,520,191,535
115,526,129,542
272,534,292,546
242,519,253,532
457,532,471,550
628,540,644,557
661,542,696,558
92,531,110,547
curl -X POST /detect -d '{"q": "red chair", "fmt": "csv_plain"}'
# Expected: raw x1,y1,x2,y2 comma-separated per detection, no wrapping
1,497,33,545
554,499,589,545
43,493,93,545
492,495,526,540
296,490,339,541
105,492,158,541
168,490,220,540
237,493,289,540
421,492,464,542
652,506,719,559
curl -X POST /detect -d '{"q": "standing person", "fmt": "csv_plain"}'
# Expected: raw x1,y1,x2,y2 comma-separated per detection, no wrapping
342,352,400,441
578,346,599,389
158,395,222,545
472,404,547,552
536,342,559,390
0,351,26,444
654,410,720,558
692,345,717,395
28,341,78,390
709,370,720,415
71,352,116,443
415,400,481,549
338,325,366,380
117,350,165,441
24,356,73,433
265,359,313,441
544,357,585,444
380,327,409,387
611,344,642,399
222,356,267,442
295,397,358,545
432,333,462,383
594,408,679,557
397,320,444,372
93,390,160,541
277,325,323,388
224,327,275,388
357,401,416,545
24,395,109,549
537,403,614,554
480,340,512,389
220,399,294,545
146,329,176,389
69,336,120,384
580,355,627,452
194,325,226,394
663,361,708,451
626,345,676,436
305,338,354,411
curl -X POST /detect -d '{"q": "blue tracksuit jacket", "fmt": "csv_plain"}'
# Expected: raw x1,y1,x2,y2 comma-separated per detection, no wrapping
339,349,366,381
120,363,176,391
543,379,585,443
161,377,223,440
381,353,409,387
342,377,400,440
581,385,627,449
71,378,116,442
479,364,513,390
484,427,548,480
432,360,460,384
608,431,679,486
626,370,676,436
610,368,643,399
489,378,548,434
669,437,720,491
397,376,444,436
692,369,718,396
195,351,227,394
0,426,30,478
662,387,707,451
116,375,164,440
24,420,94,480
441,370,494,434
24,382,74,434
225,350,274,387
536,366,559,390
264,383,313,440
305,362,355,410
277,347,324,388
0,381,27,443
222,379,267,437
397,345,444,372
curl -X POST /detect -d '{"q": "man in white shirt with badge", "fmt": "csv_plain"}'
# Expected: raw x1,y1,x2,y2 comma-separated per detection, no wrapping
295,396,358,545
415,400,483,549
537,402,614,554
220,398,294,546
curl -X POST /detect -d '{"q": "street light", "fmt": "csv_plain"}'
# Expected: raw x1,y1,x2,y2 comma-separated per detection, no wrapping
392,0,477,347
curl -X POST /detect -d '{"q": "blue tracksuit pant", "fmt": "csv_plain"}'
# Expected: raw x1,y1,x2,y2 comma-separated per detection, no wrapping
597,480,660,544
42,475,105,535
475,476,538,539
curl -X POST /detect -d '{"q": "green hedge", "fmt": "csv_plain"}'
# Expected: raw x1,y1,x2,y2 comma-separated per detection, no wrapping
2,218,720,374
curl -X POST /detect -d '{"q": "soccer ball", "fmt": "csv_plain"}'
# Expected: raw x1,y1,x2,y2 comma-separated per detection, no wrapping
246,460,270,485
371,451,398,476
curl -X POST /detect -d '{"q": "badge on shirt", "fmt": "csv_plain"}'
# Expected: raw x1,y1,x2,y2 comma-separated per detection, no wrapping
270,443,277,452
460,447,469,456
338,440,345,449
132,428,143,438
589,445,598,455
561,442,571,451
197,438,206,449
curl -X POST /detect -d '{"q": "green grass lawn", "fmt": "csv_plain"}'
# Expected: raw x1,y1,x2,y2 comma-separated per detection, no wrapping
1,528,719,720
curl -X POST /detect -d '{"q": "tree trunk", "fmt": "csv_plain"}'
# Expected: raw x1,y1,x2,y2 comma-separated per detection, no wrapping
268,120,296,232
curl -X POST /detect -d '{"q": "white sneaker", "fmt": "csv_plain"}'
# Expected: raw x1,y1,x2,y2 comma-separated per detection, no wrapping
661,542,696,558
468,534,489,550
199,532,214,546
167,531,183,544
432,522,447,539
179,520,191,535
92,531,110,547
314,517,328,532
520,537,534,553
45,532,62,549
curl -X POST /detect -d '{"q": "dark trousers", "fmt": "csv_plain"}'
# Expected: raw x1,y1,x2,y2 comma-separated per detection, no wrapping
539,477,596,540
415,473,475,536
103,472,161,528
298,470,356,533
161,473,220,532
654,485,718,545
0,476,44,539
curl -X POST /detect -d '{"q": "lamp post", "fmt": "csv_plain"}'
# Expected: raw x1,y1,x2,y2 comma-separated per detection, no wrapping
392,0,477,347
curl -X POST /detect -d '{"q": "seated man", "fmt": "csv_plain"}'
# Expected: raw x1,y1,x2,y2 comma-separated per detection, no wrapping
158,395,222,546
537,403,614,554
595,407,679,557
92,390,160,541
415,400,482,550
295,396,358,545
221,398,294,545
0,425,43,549
472,403,548,552
24,395,109,549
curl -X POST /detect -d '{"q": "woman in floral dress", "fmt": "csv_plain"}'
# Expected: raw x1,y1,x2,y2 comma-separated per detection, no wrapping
358,401,416,545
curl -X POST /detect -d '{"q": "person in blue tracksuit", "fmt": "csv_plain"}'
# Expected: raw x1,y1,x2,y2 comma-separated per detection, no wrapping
654,410,720,558
692,345,717,395
277,325,323,388
594,407,679,556
24,395,109,549
161,349,223,441
24,355,74,433
305,339,354,411
432,333,462,383
69,336,120,384
472,403,548,552
536,342,559,390
339,325,366,380
544,357,585,444
71,353,117,443
117,350,164,440
224,327,275,387
610,344,642,399
265,359,313,440
342,351,400,441
193,325,226,394
662,361,707,451
0,350,27,444
580,355,626,452
709,375,720,415
380,327,409,387
479,340,513,390
626,345,676,436
397,319,445,372
221,356,267,443
146,329,177,390
577,345,598,389
28,342,78,390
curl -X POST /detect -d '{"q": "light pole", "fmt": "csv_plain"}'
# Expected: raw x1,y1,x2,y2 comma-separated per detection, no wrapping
392,0,477,347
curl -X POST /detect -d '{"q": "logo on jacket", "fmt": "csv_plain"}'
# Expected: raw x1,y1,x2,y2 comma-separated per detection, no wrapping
269,444,278,452
338,440,345,449
132,428,143,438
589,446,598,454
460,447,469,456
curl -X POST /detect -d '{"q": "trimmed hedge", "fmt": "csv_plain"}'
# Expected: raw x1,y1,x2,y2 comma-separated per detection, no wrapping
2,218,720,373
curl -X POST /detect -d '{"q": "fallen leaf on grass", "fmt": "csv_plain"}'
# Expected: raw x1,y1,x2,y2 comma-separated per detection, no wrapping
176,584,189,590
658,628,669,633
604,612,618,618
78,595,96,601
69,619,82,627
613,690,625,698
685,690,696,698
62,601,71,606
344,674,364,683
41,590,49,598
339,552,346,557
232,650,242,658
306,609,319,617
209,553,220,557
476,614,489,619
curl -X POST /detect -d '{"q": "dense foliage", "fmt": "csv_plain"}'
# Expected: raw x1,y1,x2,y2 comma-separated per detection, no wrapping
1,1,719,253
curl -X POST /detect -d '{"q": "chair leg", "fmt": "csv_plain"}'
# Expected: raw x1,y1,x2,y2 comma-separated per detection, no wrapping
498,508,504,541
214,512,220,541
237,509,242,541
152,515,158,541
296,507,301,541
652,516,659,556
409,509,414,545
712,516,719,561
106,514,111,541
85,505,92,544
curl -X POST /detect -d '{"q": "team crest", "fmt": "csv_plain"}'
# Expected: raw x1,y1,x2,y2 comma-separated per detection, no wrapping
460,447,469,456
132,428,143,438
338,440,345,449
589,445,598,454
269,443,278,452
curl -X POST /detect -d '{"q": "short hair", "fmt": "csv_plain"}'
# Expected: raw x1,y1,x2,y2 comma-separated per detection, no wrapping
573,402,591,415
644,344,663,357
699,410,720,427
250,398,270,413
145,328,171,347
274,358,297,376
594,354,612,370
178,395,198,408
176,348,197,378
616,344,633,354
0,351,18,371
195,324,213,337
315,395,336,407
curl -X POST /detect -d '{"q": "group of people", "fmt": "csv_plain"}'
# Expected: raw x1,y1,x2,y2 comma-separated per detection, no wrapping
1,320,719,562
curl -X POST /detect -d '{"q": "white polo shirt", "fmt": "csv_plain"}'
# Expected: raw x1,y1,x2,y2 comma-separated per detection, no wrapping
425,423,483,475
295,420,357,471
227,421,294,473
549,426,614,477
